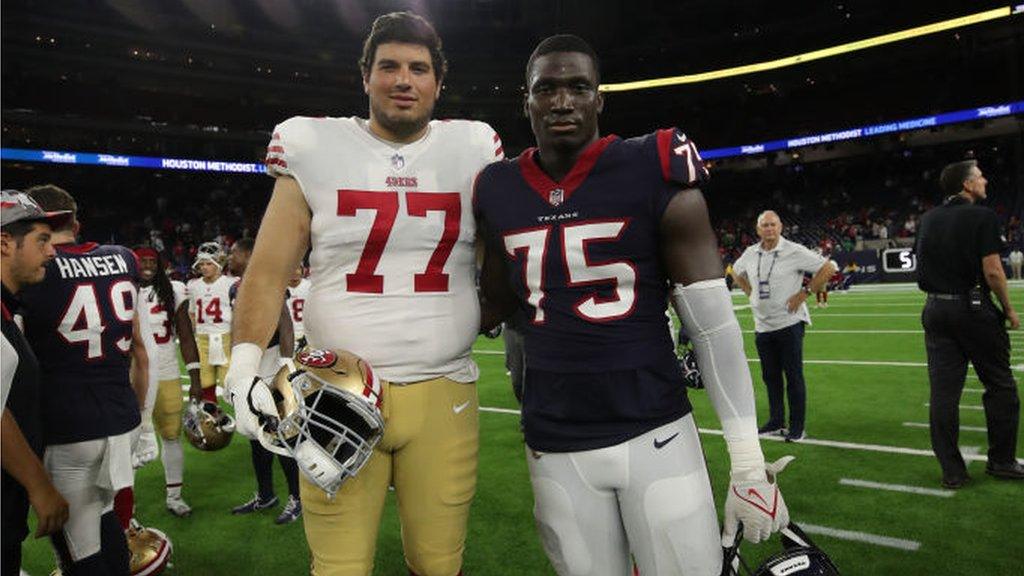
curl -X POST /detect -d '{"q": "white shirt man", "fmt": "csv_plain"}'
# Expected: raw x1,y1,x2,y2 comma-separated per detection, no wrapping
731,210,834,441
1009,248,1023,280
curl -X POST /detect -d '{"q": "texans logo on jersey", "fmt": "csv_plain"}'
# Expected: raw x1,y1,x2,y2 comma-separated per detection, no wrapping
297,348,338,369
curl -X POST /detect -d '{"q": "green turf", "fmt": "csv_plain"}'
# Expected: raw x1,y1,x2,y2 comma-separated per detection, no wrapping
20,287,1024,575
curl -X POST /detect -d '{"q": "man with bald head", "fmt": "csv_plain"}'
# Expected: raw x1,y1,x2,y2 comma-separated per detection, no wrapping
732,210,835,442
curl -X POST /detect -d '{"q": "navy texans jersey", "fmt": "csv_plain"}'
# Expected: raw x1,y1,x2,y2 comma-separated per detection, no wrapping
228,281,281,348
20,243,142,444
474,128,709,451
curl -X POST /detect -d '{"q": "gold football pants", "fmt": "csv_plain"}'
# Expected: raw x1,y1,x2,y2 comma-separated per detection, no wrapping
152,379,184,440
195,332,231,389
301,376,479,576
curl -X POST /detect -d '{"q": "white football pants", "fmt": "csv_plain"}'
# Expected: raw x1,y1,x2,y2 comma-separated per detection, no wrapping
527,413,722,576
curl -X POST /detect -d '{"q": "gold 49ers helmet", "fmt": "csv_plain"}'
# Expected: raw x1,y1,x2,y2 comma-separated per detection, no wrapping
183,401,235,451
127,520,172,576
260,348,384,497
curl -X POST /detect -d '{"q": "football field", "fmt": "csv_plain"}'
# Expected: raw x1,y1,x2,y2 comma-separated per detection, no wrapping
21,286,1024,575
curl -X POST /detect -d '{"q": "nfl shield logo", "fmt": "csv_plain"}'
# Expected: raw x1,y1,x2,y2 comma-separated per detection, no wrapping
548,188,564,206
390,153,405,169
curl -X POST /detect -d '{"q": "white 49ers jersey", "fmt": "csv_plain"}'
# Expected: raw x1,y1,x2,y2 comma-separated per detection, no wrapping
266,116,503,383
286,278,311,340
140,281,187,381
186,275,236,336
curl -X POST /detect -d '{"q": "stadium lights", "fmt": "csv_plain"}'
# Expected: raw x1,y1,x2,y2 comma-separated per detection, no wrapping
599,6,1015,93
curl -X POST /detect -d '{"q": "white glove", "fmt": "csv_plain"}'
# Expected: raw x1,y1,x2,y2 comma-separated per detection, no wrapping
722,456,794,545
132,423,159,469
225,343,277,439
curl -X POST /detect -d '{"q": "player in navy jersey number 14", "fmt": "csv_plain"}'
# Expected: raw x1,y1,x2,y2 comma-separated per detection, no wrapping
476,36,793,575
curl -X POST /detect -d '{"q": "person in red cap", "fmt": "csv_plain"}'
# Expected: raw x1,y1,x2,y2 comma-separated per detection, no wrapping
1,189,71,576
135,245,203,517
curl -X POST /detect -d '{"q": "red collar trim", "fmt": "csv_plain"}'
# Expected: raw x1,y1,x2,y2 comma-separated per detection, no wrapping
1,301,11,322
57,242,99,254
518,135,617,204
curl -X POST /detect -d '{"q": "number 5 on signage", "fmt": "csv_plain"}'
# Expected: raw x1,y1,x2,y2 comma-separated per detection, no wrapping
503,220,636,324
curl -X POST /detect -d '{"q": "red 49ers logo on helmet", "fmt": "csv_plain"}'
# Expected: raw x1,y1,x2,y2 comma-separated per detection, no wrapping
297,349,338,369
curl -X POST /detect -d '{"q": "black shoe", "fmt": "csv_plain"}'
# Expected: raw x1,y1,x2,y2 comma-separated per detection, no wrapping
275,495,302,525
758,422,786,436
941,474,970,489
985,461,1024,480
784,430,807,443
231,493,278,515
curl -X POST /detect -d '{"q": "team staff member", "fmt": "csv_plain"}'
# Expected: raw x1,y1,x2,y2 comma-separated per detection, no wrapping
916,159,1022,489
226,12,503,576
0,190,70,576
732,211,834,442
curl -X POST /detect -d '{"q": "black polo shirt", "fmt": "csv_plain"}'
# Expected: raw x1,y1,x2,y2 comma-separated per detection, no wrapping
1,283,43,544
916,196,1004,294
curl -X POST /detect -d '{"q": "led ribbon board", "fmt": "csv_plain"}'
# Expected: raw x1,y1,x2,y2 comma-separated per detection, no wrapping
1,102,1020,169
0,149,266,174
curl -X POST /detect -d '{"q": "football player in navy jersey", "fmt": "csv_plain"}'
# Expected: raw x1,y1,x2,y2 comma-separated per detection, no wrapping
225,238,301,525
19,185,158,576
475,36,792,576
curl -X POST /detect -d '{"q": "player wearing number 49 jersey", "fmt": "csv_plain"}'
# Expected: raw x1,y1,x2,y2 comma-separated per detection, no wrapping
19,185,158,576
477,36,792,576
226,12,502,576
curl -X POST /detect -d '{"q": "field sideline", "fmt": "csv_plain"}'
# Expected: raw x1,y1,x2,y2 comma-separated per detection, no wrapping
21,286,1023,575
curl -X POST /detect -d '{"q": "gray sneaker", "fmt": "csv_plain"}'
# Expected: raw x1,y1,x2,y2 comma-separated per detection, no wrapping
275,495,302,525
231,493,278,515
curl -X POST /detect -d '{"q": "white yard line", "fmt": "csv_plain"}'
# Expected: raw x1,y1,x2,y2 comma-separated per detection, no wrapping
479,406,521,415
748,358,927,367
800,523,921,552
839,478,955,498
903,422,987,432
733,312,922,317
924,403,983,411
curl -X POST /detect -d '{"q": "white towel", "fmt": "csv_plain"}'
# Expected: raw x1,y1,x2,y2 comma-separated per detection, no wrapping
208,333,228,366
97,430,135,492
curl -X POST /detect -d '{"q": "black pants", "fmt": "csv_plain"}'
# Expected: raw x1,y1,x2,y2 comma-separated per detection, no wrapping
922,298,1020,479
754,322,807,433
250,439,300,500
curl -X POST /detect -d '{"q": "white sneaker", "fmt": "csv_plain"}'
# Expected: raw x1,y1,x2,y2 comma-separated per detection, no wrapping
166,495,192,517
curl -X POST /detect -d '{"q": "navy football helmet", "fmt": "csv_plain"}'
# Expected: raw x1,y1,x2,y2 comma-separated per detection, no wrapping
722,523,839,576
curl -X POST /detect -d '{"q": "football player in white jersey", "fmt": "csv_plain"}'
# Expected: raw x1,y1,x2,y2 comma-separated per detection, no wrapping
186,242,236,403
225,11,502,576
285,265,310,349
136,246,202,517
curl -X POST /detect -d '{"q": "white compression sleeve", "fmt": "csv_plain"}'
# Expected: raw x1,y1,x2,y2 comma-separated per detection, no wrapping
671,278,766,477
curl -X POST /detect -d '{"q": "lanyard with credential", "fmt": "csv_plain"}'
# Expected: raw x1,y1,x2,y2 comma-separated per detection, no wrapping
756,250,779,300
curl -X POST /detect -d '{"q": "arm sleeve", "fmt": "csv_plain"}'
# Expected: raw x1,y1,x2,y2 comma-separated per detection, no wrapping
671,278,765,475
265,122,296,179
